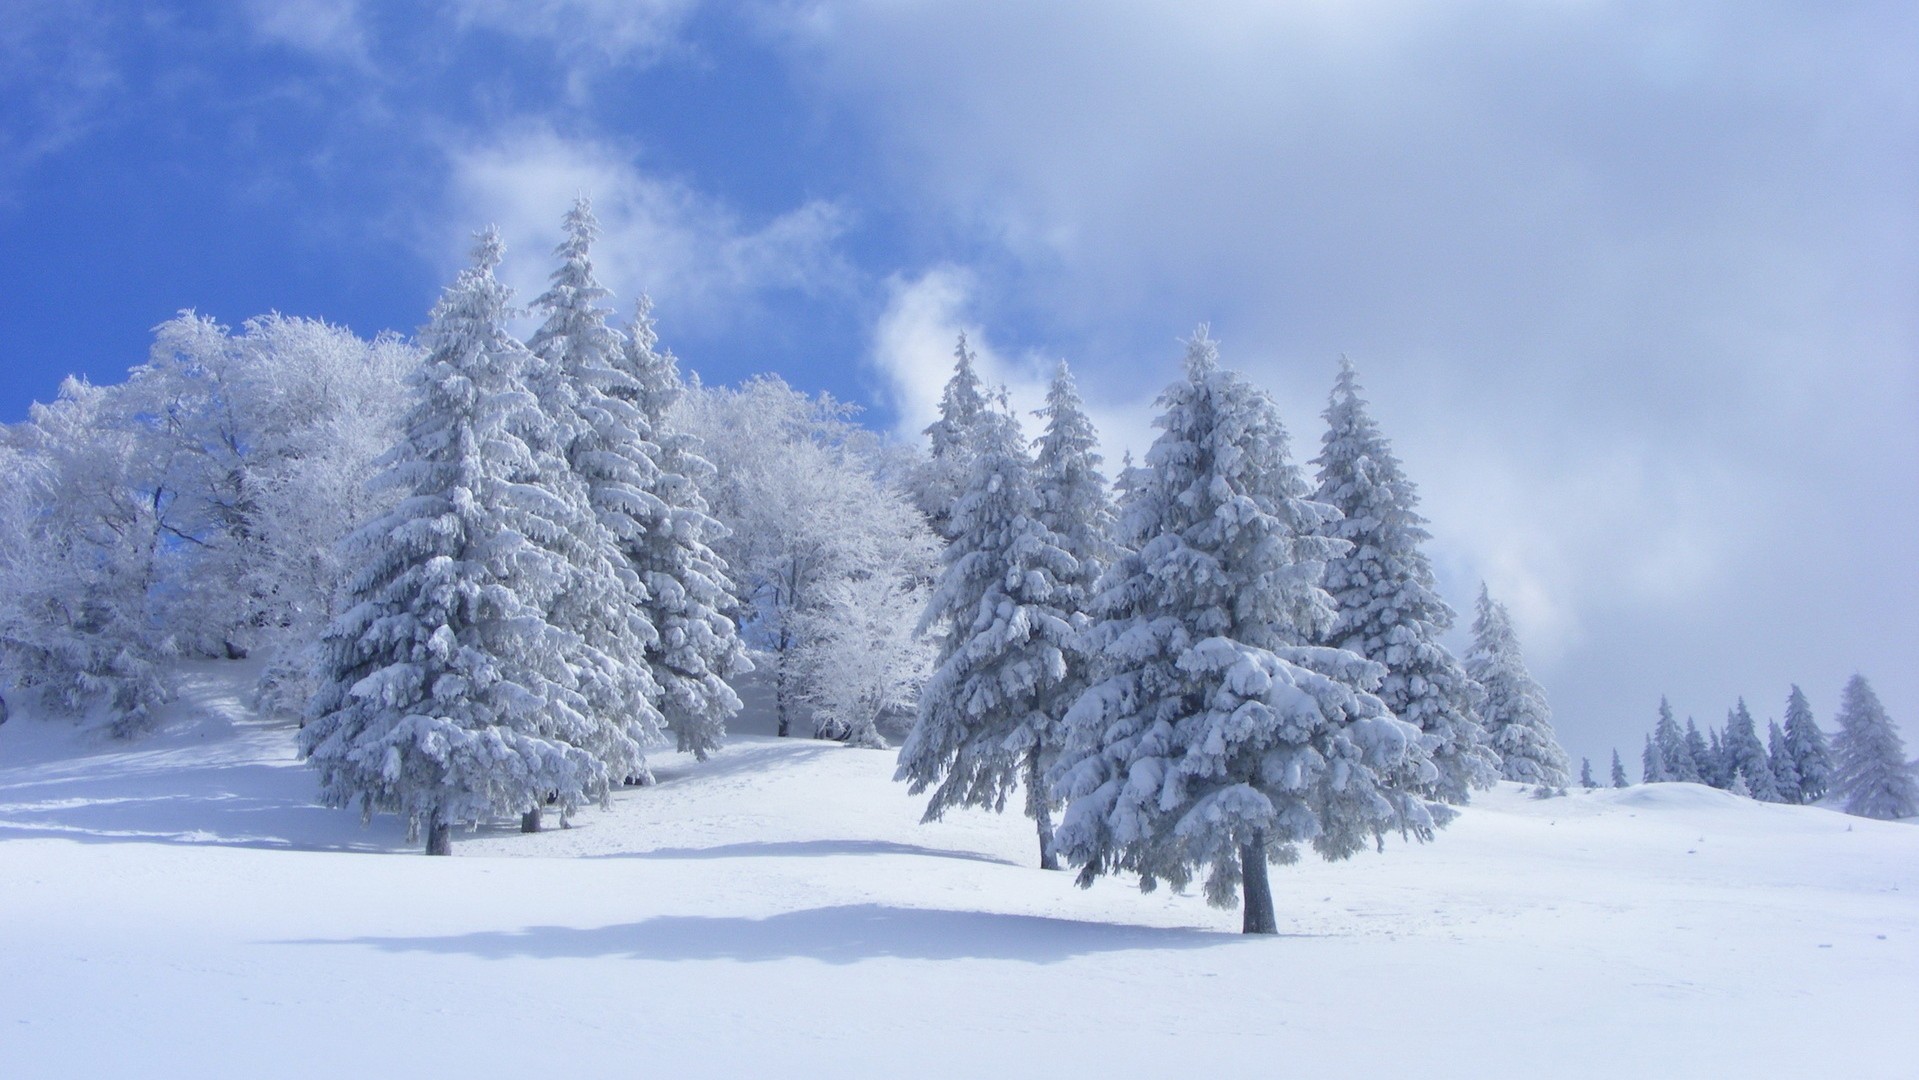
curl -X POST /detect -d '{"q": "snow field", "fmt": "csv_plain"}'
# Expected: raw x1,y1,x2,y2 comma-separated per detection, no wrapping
2,662,1915,1078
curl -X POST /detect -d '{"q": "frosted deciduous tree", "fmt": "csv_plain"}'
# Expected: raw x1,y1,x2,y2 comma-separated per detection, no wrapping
1830,675,1918,820
899,402,1078,869
1465,586,1570,789
1050,331,1441,935
913,334,988,539
300,231,618,854
1783,685,1831,804
1312,358,1495,804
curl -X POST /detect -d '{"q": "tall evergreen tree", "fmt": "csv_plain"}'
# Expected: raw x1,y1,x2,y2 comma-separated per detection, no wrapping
1684,718,1712,785
899,400,1078,869
613,294,751,760
1830,675,1918,820
1705,727,1729,788
1641,734,1668,783
1050,331,1442,935
1654,697,1699,782
1465,586,1570,789
523,200,669,808
1611,749,1629,788
1783,685,1832,804
1724,699,1781,802
1767,719,1801,805
1311,358,1495,804
913,334,989,539
300,230,612,854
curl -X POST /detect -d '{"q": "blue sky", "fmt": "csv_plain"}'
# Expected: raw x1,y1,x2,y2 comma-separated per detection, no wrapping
3,1,1915,767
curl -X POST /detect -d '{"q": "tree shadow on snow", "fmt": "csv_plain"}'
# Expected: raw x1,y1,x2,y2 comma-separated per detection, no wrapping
282,903,1252,964
592,838,1018,866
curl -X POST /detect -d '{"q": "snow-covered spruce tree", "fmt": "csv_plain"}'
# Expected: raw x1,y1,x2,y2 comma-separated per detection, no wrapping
612,293,750,759
899,400,1079,870
1704,726,1730,789
300,230,614,855
1767,720,1801,805
520,201,674,807
1312,358,1495,804
1653,696,1699,782
1611,749,1629,788
913,334,989,539
1685,718,1713,785
1830,675,1918,820
1723,699,1781,803
1049,330,1442,935
1465,586,1570,789
1579,758,1596,789
1642,735,1668,783
1729,768,1753,798
1784,684,1832,804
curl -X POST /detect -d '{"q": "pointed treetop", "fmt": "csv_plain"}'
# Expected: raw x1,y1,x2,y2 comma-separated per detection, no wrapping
472,225,505,273
1183,325,1219,378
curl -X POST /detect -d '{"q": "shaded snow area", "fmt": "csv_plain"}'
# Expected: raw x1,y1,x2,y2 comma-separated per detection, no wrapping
2,662,1914,1078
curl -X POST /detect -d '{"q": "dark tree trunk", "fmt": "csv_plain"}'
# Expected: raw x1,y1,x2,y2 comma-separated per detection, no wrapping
1028,751,1060,871
521,808,541,833
775,634,792,738
1240,831,1276,934
425,816,452,856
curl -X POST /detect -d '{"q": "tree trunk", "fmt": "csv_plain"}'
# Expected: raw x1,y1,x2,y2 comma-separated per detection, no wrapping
521,808,541,833
425,816,452,856
775,638,792,738
1028,751,1060,871
1239,831,1276,934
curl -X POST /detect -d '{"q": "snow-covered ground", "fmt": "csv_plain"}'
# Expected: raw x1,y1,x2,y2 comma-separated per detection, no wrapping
2,661,1914,1078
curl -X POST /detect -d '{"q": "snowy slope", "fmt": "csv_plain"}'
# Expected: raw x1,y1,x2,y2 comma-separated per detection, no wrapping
2,660,1915,1079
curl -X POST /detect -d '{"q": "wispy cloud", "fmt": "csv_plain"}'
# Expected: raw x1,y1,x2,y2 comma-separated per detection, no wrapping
239,0,371,66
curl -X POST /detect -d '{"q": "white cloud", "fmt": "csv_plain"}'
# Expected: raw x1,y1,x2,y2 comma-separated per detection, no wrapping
241,0,370,64
441,125,849,334
447,0,697,63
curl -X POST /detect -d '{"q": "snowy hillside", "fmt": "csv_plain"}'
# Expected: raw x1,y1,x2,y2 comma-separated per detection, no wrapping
2,660,1915,1079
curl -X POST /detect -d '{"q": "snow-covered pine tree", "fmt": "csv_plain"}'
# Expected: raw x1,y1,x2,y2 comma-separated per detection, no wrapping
1580,758,1596,789
899,399,1078,869
1611,749,1629,788
1654,696,1698,782
1311,358,1495,804
523,200,669,808
1767,719,1801,805
1642,735,1668,782
1705,727,1729,789
1729,768,1752,798
300,229,610,854
1784,684,1832,804
612,293,751,760
1465,586,1571,788
1685,718,1713,785
1049,330,1442,935
1830,674,1919,820
913,334,989,539
1724,699,1781,802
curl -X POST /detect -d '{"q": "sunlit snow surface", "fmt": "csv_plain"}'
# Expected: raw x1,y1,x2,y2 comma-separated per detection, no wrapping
2,661,1914,1078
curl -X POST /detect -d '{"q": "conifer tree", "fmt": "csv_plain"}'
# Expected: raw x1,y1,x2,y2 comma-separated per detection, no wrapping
1705,727,1729,788
300,230,612,854
1830,675,1918,820
613,294,751,760
913,334,989,539
523,200,669,808
1312,358,1496,804
1784,685,1832,804
1641,735,1668,783
1654,697,1699,782
1050,330,1441,935
1580,758,1596,789
1729,768,1752,798
1685,718,1712,784
1611,749,1629,788
1465,586,1570,788
899,399,1078,869
1767,719,1801,805
1724,699,1781,802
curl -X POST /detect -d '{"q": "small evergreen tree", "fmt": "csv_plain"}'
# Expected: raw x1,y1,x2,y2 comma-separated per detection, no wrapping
1705,727,1729,789
1724,699,1781,802
1311,358,1496,804
1729,768,1752,798
300,230,609,854
899,400,1078,869
1654,697,1699,782
1784,685,1832,803
913,334,989,539
1684,717,1712,785
1579,757,1596,789
1465,586,1570,788
1642,734,1668,783
1767,719,1801,805
1830,675,1919,820
1611,749,1629,788
1050,330,1442,935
